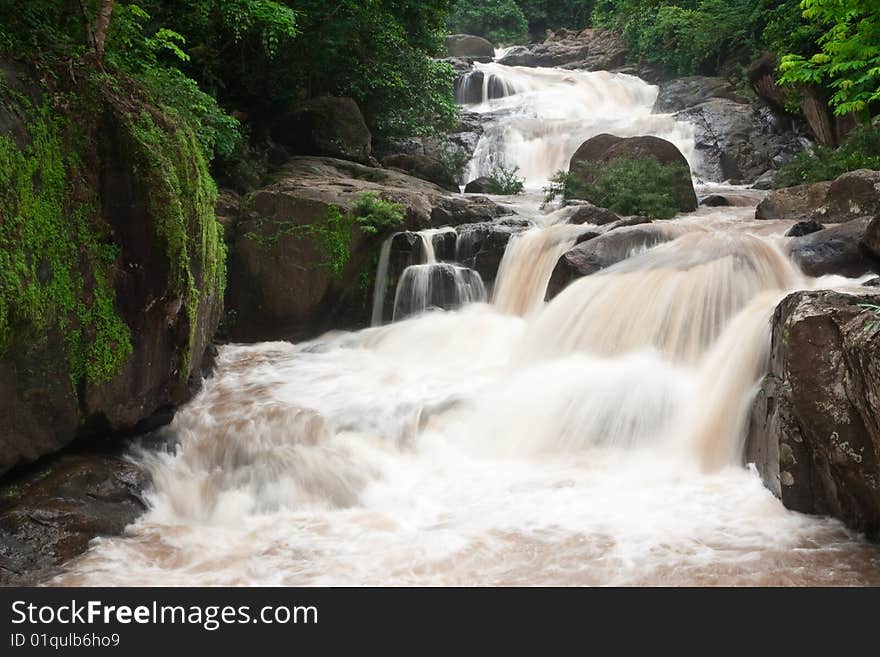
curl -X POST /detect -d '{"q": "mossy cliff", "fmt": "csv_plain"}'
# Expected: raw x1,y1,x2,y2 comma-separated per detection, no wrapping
0,61,225,474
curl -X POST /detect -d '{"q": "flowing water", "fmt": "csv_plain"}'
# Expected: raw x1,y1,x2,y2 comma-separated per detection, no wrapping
54,55,880,587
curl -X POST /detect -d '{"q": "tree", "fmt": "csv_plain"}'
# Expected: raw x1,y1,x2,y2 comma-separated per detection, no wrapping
82,0,115,65
448,0,529,45
779,0,880,117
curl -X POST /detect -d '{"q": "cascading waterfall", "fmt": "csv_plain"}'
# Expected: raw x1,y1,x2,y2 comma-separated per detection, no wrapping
53,57,880,587
464,64,700,186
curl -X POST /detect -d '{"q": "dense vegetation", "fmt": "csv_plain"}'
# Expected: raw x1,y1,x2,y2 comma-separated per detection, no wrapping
546,156,691,219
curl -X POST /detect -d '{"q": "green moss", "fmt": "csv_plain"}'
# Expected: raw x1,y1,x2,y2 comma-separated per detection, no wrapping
121,108,226,378
0,102,132,387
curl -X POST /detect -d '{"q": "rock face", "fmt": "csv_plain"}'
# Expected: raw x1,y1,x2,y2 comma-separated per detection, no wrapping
746,291,880,539
225,157,509,341
786,220,825,237
446,34,495,60
0,444,150,585
653,76,745,113
672,97,807,183
454,220,527,289
497,28,627,71
547,223,674,298
382,154,459,192
569,134,698,213
275,96,373,164
0,70,224,476
757,170,880,224
787,219,879,278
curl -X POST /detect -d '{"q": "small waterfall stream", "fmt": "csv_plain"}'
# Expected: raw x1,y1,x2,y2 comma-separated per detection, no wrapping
54,52,880,587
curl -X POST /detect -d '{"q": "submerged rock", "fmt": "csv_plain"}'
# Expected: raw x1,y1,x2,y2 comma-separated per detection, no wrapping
746,290,880,539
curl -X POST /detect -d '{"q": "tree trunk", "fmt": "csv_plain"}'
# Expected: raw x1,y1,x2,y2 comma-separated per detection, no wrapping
92,0,115,63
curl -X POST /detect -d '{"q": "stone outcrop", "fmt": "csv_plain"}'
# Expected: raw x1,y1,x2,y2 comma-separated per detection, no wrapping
225,157,509,341
274,96,373,164
746,290,880,539
446,34,495,60
568,134,698,213
757,170,880,224
497,28,627,71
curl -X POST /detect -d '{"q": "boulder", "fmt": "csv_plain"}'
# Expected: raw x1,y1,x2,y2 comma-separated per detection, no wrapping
0,446,150,585
547,223,673,299
275,96,373,164
568,134,698,213
497,28,627,71
566,203,620,226
700,195,731,207
787,219,879,278
673,98,808,183
757,170,880,224
464,176,496,194
866,216,880,259
746,290,880,539
751,170,777,190
0,75,224,476
392,264,486,321
653,76,744,113
383,154,459,192
446,34,495,60
455,220,528,289
786,220,825,238
225,157,510,341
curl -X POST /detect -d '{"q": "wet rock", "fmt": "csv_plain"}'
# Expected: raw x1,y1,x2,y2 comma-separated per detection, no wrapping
497,28,627,71
787,219,879,278
653,76,744,113
455,70,515,105
547,223,670,299
464,176,496,194
446,34,494,60
569,134,698,213
225,157,509,341
274,96,373,165
758,170,880,224
701,195,732,207
566,202,620,226
673,98,808,183
786,220,825,237
455,221,526,289
392,263,486,321
746,290,880,539
752,170,777,190
0,446,150,585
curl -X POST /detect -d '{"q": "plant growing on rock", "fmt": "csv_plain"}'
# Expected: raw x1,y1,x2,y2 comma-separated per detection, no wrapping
486,164,525,195
774,123,880,187
352,192,406,234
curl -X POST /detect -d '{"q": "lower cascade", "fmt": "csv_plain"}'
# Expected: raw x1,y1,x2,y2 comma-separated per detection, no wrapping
53,58,880,588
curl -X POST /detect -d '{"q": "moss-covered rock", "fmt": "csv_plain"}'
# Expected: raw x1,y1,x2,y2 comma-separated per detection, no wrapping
0,63,225,475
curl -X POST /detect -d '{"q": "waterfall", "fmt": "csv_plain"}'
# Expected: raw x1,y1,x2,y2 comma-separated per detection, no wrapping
462,64,699,187
55,58,880,587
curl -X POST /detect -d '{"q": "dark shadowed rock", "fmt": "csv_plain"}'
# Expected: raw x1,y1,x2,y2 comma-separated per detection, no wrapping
275,97,373,164
547,223,673,299
464,177,496,194
455,70,516,105
0,446,150,585
746,290,880,539
383,154,459,192
497,28,627,71
787,219,879,278
786,220,825,237
455,221,527,289
673,98,807,183
392,264,486,321
653,76,744,113
701,195,731,207
569,134,698,213
446,34,495,60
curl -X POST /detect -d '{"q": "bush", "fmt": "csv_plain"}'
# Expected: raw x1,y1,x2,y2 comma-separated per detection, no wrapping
774,124,880,188
352,192,406,234
545,155,690,219
486,164,525,194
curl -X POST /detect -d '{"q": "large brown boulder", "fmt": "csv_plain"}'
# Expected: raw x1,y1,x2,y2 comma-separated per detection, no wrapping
757,170,880,223
383,153,460,191
568,134,698,213
746,290,880,539
446,34,495,60
275,96,373,164
225,157,509,341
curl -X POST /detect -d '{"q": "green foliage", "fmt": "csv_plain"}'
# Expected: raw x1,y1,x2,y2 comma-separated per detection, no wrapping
546,155,690,219
774,123,880,187
0,103,132,387
436,145,472,188
351,192,405,235
858,303,880,331
516,1,595,38
449,0,530,45
778,0,880,117
486,164,525,195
